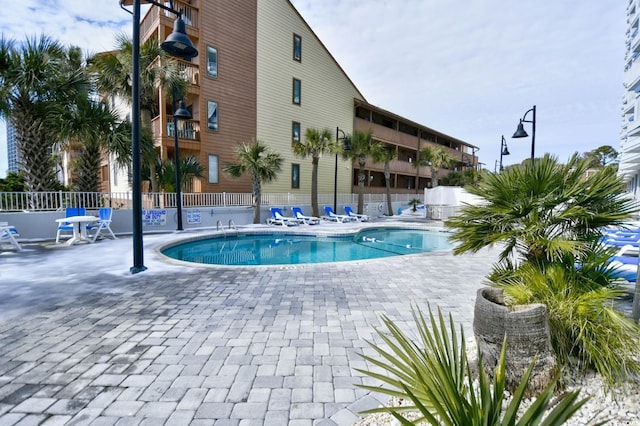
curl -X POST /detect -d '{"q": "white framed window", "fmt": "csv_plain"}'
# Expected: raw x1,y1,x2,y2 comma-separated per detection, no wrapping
208,155,219,184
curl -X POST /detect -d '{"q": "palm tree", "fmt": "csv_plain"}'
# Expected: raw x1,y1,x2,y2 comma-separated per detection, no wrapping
371,144,397,216
415,145,455,188
60,96,129,192
341,129,381,214
157,155,205,192
293,128,334,217
90,33,188,194
223,140,283,224
445,154,640,385
0,35,87,195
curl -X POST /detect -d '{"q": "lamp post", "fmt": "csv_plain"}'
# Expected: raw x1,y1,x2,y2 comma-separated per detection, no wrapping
499,135,510,172
512,105,536,166
333,127,350,213
122,0,198,273
172,94,192,231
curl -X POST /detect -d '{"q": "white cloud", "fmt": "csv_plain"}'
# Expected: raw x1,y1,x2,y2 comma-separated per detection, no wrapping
0,0,628,176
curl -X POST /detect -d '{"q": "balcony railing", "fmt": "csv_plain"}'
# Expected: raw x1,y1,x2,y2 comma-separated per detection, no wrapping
167,118,201,141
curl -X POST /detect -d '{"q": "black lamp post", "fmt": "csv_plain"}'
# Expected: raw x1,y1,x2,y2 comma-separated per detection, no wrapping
333,127,350,213
172,94,191,231
499,135,510,172
122,0,198,274
512,105,536,166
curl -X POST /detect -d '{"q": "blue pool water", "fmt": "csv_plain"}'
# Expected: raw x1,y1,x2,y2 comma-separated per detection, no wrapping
161,228,452,266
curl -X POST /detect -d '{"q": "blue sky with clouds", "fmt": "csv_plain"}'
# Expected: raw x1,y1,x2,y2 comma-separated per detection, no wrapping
0,0,627,177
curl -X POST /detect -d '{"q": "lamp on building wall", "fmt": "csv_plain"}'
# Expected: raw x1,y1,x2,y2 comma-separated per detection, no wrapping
173,95,192,231
499,135,510,172
512,105,536,166
333,127,350,213
121,0,198,274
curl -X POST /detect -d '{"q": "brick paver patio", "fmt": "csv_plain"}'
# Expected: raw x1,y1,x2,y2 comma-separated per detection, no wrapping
0,222,498,425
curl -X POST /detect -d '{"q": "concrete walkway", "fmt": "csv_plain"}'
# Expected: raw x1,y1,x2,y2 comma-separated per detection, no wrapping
0,220,498,425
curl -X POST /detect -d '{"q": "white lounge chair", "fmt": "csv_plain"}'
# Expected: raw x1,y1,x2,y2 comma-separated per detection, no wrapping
267,207,300,226
0,223,22,251
292,207,320,225
344,205,370,222
322,206,355,223
87,207,117,242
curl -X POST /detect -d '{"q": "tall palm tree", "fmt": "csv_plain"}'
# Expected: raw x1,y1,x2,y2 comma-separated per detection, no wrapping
341,129,381,214
415,145,455,188
223,140,283,224
293,128,334,217
0,35,87,195
372,144,397,216
89,33,188,194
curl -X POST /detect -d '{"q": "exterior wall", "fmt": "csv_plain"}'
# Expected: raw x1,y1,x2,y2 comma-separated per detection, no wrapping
196,1,258,193
256,0,365,194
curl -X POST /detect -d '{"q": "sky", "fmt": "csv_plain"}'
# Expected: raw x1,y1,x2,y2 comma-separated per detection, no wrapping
0,0,627,176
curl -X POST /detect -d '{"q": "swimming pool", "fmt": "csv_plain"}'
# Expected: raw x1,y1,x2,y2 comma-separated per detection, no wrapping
160,227,452,266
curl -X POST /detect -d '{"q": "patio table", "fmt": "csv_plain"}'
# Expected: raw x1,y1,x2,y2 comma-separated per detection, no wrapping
55,215,99,245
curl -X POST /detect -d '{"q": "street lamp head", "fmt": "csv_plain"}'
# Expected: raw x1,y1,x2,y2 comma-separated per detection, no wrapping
161,15,199,59
512,120,528,138
501,146,510,156
342,137,351,151
174,99,191,119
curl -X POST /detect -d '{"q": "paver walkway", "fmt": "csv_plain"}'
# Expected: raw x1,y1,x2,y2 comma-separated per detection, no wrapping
0,222,498,425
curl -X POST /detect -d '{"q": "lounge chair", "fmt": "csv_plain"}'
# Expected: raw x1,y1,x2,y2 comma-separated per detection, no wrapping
87,207,117,242
322,206,354,223
56,207,86,243
267,207,300,226
292,207,320,225
0,223,22,251
344,205,370,222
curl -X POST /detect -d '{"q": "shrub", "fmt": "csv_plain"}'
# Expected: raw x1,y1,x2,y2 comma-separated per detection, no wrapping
356,307,589,425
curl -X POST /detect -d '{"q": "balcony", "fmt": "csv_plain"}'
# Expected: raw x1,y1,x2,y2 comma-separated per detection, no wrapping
138,0,199,42
151,115,201,149
166,118,200,141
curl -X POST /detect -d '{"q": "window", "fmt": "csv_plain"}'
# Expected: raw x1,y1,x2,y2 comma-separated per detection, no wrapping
206,46,218,78
292,121,300,143
293,34,301,61
292,79,301,105
207,101,218,131
291,164,300,189
208,155,219,184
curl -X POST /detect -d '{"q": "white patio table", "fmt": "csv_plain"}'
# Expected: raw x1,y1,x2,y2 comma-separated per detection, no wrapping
55,215,99,245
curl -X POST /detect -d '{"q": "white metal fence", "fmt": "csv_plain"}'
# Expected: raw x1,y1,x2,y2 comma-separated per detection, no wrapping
0,191,424,212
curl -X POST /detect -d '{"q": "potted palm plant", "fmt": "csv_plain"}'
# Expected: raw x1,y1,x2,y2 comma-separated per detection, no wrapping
445,154,640,390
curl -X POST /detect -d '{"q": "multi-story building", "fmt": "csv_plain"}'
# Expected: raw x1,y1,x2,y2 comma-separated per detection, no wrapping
122,0,477,196
6,122,19,174
620,0,640,198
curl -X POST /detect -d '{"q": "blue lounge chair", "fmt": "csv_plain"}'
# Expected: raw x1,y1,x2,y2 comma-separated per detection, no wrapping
267,207,299,226
322,206,354,223
344,205,370,222
56,207,86,243
0,223,22,251
87,207,117,242
292,207,320,225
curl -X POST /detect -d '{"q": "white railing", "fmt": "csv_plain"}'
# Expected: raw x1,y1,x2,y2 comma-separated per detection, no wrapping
0,191,424,212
